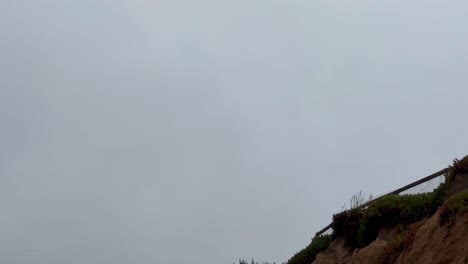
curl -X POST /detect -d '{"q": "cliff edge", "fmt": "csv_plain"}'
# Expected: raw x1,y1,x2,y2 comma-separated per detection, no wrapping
312,173,468,264
313,208,468,264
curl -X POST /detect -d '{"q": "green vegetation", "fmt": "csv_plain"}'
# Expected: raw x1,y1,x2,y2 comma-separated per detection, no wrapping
357,183,447,246
439,190,468,225
332,180,448,248
286,235,331,264
332,208,364,247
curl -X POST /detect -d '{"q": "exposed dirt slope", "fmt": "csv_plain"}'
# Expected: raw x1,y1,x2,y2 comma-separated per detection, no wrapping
349,239,387,264
312,238,353,264
394,211,468,264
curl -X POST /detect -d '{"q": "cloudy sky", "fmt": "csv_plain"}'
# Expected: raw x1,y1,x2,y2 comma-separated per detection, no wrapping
1,0,468,263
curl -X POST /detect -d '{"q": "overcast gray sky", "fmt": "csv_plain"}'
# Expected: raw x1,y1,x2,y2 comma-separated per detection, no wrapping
1,0,468,263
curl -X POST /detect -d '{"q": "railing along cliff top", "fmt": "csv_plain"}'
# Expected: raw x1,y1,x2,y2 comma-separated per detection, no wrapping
315,167,449,237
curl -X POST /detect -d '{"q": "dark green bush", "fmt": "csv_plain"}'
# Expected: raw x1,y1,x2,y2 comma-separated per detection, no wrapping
287,235,331,264
332,208,364,247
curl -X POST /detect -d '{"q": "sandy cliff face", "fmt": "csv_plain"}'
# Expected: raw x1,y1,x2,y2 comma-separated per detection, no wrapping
313,211,468,264
312,238,353,264
394,211,468,264
348,239,387,264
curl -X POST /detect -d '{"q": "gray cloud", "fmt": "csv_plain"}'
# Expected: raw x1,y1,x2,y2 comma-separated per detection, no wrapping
1,0,468,263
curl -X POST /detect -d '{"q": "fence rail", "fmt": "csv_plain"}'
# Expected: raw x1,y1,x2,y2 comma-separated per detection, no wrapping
314,167,448,237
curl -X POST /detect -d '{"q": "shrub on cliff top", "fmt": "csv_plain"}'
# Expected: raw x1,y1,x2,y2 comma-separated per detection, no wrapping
332,208,364,247
357,190,442,246
332,182,448,248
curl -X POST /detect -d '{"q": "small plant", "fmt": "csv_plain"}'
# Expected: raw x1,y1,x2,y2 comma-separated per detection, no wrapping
341,191,373,211
350,190,365,209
